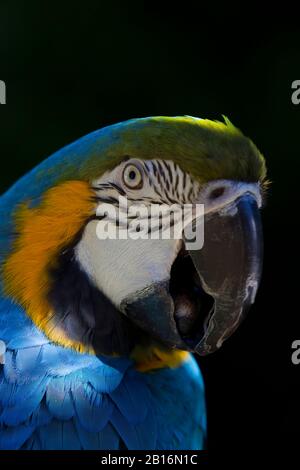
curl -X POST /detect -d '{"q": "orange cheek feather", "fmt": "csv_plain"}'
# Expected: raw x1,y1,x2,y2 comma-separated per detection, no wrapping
2,180,96,353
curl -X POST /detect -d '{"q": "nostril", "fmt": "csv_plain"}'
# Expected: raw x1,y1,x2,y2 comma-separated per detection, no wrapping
209,187,226,199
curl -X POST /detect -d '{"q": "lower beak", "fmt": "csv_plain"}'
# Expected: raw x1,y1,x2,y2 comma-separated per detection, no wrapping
121,193,263,355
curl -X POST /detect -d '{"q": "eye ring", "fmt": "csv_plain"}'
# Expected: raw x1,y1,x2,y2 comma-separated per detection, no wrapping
122,163,143,189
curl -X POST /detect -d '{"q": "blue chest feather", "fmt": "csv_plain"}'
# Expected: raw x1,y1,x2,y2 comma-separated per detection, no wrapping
0,299,206,450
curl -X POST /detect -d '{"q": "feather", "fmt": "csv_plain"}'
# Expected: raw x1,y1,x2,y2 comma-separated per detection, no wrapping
74,420,120,450
190,425,206,451
72,384,113,433
80,360,128,393
62,420,82,450
98,422,122,450
46,377,74,420
37,420,62,450
0,373,48,407
3,350,19,383
21,432,42,450
42,344,98,376
110,371,150,424
37,419,81,450
145,355,207,449
74,420,100,450
4,347,48,384
16,346,42,372
110,405,157,450
0,423,35,450
28,401,52,427
7,329,49,350
0,376,48,425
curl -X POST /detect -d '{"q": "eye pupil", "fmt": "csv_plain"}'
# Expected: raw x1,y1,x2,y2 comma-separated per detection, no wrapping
129,170,136,180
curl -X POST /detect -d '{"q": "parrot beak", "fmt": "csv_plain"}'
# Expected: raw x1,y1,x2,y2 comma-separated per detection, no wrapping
187,193,263,355
121,193,263,355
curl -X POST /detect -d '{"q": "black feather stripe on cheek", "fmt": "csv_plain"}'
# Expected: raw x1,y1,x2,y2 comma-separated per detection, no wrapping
47,246,140,356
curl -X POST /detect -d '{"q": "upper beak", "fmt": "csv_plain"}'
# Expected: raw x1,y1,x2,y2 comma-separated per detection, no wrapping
189,193,263,355
121,193,263,356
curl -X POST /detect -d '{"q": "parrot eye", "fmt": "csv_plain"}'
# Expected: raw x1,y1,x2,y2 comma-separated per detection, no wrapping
122,164,143,189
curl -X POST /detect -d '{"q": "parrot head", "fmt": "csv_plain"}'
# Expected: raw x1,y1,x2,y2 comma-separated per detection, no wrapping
2,116,266,364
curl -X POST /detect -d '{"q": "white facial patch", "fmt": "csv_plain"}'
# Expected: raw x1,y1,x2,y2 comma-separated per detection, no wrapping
75,221,182,307
196,180,262,215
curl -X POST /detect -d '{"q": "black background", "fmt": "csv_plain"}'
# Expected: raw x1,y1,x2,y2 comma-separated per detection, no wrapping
0,2,299,451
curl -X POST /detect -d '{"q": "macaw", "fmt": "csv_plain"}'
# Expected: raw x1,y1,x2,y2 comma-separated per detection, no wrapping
0,116,266,450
